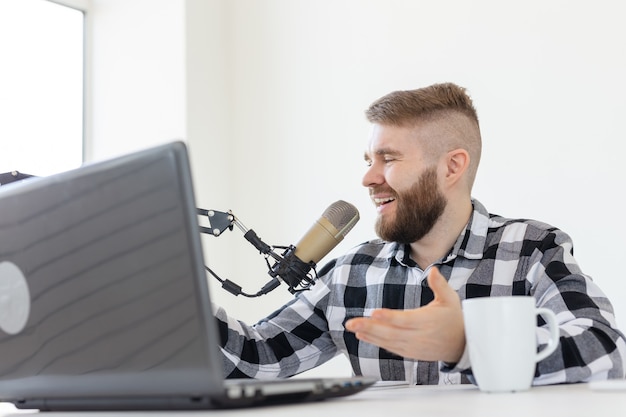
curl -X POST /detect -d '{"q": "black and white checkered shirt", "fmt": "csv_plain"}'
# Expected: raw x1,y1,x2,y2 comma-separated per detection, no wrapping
215,199,626,384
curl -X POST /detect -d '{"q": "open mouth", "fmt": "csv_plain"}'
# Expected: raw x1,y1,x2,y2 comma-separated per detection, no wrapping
373,196,396,208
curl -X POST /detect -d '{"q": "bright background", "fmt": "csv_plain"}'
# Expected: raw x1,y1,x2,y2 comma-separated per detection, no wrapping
0,0,84,176
12,0,626,376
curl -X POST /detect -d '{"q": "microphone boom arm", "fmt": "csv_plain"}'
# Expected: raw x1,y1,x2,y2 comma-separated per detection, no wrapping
196,208,317,296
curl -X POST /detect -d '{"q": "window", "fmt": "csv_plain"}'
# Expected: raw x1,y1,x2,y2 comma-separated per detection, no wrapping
0,0,86,177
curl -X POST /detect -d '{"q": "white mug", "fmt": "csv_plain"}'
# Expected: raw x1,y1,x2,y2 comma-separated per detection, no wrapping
462,296,559,392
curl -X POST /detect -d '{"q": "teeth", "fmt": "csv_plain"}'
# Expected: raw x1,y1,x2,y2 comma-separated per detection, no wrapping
373,197,395,204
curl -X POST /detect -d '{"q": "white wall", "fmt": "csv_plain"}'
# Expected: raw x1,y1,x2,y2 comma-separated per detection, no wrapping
89,0,187,160
89,0,626,376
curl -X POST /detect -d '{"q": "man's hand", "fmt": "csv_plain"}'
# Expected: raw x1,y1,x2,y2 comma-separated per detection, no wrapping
345,267,465,363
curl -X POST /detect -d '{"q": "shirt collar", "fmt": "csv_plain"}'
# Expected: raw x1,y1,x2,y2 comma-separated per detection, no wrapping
444,198,489,262
394,243,418,267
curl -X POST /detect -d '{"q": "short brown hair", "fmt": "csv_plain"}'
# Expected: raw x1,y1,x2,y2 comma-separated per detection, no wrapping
365,82,479,127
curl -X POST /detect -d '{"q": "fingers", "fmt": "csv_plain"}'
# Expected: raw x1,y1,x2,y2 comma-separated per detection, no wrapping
344,316,381,334
365,268,456,328
344,267,465,362
345,267,451,330
344,316,394,346
369,308,415,328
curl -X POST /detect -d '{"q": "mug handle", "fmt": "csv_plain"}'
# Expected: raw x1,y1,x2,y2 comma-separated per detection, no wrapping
535,307,560,362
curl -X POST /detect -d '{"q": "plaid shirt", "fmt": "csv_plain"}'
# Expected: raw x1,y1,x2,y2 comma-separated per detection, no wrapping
215,199,626,385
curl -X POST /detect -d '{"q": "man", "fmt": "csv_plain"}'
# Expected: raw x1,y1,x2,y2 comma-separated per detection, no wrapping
215,82,626,384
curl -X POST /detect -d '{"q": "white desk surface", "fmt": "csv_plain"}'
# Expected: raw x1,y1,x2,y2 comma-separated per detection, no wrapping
1,382,624,416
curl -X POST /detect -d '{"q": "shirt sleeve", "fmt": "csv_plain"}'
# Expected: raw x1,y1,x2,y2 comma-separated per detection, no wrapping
529,227,626,383
213,277,339,379
444,225,626,383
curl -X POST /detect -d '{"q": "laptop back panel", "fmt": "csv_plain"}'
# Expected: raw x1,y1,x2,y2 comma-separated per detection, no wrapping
0,142,224,404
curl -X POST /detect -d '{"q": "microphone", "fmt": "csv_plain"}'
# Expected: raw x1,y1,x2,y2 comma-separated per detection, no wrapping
267,200,360,293
198,200,360,296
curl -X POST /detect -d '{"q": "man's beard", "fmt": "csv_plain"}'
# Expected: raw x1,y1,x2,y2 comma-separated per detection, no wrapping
374,167,447,244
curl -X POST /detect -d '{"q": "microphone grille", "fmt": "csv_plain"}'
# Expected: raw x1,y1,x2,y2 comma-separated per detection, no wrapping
322,200,360,237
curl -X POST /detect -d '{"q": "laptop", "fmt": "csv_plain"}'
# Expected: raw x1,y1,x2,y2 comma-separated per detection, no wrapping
0,141,374,410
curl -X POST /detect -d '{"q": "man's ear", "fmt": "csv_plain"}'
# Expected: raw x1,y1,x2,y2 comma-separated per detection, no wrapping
444,149,470,186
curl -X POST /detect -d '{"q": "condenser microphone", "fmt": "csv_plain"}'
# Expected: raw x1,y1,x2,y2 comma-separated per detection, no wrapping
268,200,360,293
294,200,360,265
199,200,360,296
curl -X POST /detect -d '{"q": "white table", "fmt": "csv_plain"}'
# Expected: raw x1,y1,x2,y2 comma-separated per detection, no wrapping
1,382,624,416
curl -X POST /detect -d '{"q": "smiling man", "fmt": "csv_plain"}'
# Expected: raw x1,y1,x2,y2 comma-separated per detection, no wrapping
215,83,626,385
